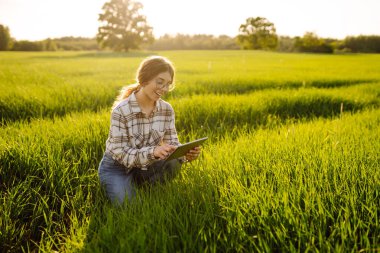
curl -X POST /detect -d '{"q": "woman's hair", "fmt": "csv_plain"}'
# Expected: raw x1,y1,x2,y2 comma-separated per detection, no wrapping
112,56,175,109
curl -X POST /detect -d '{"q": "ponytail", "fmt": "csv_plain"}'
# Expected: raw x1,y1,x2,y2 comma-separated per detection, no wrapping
112,83,140,110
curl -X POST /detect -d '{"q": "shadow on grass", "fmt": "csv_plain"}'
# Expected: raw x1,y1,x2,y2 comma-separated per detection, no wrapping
175,95,379,136
2,80,379,126
168,79,378,99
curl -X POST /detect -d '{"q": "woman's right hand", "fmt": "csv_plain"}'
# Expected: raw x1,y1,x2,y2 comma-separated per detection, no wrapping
154,144,177,160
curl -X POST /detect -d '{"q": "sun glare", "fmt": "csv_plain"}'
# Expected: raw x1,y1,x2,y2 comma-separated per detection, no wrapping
0,0,379,40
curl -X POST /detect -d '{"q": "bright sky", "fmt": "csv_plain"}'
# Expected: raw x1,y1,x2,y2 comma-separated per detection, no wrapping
0,0,379,41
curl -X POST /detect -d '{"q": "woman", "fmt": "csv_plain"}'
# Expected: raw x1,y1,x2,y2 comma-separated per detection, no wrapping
98,56,201,204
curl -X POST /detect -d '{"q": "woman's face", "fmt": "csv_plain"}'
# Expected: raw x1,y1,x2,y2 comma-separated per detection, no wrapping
142,71,172,102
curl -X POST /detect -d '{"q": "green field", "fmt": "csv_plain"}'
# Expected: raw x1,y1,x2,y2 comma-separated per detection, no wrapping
0,51,379,252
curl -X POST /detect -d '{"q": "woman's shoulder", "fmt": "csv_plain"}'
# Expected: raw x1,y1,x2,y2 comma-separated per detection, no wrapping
158,99,174,111
112,96,133,114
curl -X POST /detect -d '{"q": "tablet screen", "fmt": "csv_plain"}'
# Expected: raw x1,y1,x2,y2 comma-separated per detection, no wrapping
165,137,208,161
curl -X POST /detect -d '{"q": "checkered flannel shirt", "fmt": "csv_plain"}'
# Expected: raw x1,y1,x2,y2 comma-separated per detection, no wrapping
105,92,180,171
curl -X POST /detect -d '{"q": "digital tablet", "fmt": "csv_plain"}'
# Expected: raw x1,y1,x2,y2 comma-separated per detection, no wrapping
165,137,208,161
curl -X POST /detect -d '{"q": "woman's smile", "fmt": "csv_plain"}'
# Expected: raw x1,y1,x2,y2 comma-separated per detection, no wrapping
155,90,163,98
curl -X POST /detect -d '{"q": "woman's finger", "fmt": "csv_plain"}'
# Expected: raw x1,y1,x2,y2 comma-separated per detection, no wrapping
189,151,200,156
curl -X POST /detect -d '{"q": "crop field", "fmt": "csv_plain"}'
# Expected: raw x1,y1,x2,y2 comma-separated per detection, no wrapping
0,51,379,252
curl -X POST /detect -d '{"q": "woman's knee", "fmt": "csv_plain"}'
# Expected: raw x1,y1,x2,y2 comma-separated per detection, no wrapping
157,159,183,182
164,159,182,174
98,157,136,204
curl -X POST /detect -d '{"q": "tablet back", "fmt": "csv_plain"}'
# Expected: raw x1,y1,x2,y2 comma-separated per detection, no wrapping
165,137,208,161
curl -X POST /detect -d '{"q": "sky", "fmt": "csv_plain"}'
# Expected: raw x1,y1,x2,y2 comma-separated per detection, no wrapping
0,0,379,41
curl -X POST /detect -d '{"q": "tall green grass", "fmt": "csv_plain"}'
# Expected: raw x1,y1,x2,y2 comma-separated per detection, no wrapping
1,51,380,122
172,83,380,137
1,51,379,252
1,108,379,252
4,108,374,252
0,112,108,251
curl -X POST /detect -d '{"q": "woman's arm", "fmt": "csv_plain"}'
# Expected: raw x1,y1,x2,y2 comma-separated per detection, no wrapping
163,109,180,146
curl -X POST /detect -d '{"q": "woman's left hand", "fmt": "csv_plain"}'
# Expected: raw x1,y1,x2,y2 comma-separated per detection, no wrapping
185,146,202,162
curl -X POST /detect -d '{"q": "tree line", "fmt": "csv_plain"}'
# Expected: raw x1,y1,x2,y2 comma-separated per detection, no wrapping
1,29,378,54
1,0,379,53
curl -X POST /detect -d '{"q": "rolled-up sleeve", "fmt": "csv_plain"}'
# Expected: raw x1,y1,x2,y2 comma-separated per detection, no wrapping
108,107,156,169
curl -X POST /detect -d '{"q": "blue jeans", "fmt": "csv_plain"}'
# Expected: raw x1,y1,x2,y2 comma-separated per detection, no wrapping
98,153,182,204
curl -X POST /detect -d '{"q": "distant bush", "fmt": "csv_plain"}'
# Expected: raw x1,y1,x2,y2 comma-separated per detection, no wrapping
12,40,44,51
11,39,60,51
293,32,334,54
277,36,296,52
3,33,380,53
53,36,99,51
42,39,58,51
146,34,239,50
343,35,380,53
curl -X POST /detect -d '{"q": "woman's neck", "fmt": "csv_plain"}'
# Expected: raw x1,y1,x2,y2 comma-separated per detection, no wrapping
135,90,155,114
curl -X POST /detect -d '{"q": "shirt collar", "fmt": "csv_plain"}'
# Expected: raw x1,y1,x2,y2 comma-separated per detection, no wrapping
129,91,162,114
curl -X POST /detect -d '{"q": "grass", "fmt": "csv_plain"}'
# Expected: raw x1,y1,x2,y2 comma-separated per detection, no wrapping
1,51,380,122
0,50,379,252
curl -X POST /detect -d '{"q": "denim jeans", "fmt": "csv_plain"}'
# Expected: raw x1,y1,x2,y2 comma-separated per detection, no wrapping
98,153,182,204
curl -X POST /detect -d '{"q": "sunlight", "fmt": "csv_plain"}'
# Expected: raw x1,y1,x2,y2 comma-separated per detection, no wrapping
0,0,379,40
0,0,104,40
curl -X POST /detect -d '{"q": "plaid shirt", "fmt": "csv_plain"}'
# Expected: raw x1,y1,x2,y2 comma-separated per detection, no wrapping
105,92,180,171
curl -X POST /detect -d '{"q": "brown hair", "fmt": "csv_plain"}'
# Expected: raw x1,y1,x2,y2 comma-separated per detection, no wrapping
112,56,175,109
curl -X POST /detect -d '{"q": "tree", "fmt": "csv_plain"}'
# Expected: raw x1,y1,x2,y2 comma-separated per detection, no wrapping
97,0,154,51
43,38,58,51
0,24,12,51
146,34,239,50
277,36,296,52
237,17,278,50
12,40,43,51
344,35,380,53
294,32,333,53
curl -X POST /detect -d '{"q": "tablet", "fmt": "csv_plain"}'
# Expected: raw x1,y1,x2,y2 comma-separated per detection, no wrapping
165,137,208,161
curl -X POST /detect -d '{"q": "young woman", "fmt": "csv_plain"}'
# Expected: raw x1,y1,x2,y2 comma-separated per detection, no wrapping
98,56,201,204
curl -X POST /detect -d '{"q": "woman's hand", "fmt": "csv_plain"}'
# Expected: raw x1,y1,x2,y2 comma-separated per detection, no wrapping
185,146,202,162
154,144,177,160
